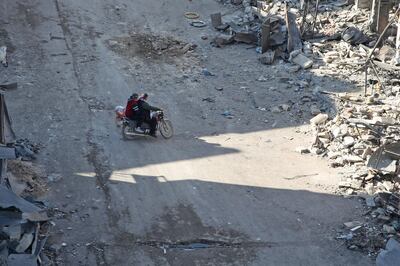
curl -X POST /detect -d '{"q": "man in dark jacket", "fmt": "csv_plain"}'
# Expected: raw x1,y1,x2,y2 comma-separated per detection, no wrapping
137,93,162,137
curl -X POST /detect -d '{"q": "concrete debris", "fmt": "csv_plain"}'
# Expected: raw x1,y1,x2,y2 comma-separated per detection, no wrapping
212,35,235,47
289,50,313,69
259,50,275,65
310,113,328,125
213,0,400,80
0,98,50,264
0,186,49,265
211,12,223,28
376,238,400,266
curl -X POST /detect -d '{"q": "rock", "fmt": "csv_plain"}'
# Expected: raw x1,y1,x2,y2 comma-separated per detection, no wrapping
343,136,355,147
48,173,62,182
259,50,275,65
373,116,396,125
328,151,342,159
383,225,396,234
310,113,328,125
281,104,291,111
213,35,234,47
331,125,341,138
296,147,310,154
344,221,362,228
271,106,281,113
231,0,243,5
289,50,313,69
257,76,268,82
343,155,363,163
310,147,325,155
362,147,373,159
288,65,301,73
15,232,34,253
382,181,395,191
310,105,320,116
380,160,397,174
201,35,208,40
365,196,376,207
201,68,215,76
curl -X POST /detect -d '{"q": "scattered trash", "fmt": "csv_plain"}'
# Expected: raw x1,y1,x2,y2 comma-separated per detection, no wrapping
201,68,215,76
202,97,215,103
221,111,234,119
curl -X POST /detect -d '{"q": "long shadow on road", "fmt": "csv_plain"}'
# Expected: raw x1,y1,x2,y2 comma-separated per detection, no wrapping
64,173,373,266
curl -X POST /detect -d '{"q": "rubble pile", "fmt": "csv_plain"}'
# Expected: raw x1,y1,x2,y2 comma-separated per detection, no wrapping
0,186,50,265
213,0,400,76
336,192,400,256
301,93,400,255
306,93,400,196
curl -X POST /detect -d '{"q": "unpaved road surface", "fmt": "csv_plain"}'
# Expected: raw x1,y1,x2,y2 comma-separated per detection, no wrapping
1,0,373,265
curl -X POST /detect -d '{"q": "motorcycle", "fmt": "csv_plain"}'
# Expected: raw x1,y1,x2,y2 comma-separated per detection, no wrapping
121,111,173,140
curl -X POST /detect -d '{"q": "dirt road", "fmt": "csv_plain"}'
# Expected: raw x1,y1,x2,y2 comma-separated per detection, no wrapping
1,0,373,265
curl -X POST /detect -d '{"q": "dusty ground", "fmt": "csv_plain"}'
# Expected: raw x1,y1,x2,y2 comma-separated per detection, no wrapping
0,0,374,265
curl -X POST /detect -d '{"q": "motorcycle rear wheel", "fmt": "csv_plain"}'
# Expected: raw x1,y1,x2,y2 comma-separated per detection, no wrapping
159,119,173,139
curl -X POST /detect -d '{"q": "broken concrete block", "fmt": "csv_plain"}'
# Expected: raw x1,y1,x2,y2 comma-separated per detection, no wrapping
383,224,396,234
344,221,362,228
365,196,376,207
373,116,396,125
362,147,373,159
234,32,258,44
376,238,400,266
296,147,310,154
259,50,275,65
328,151,342,159
231,0,243,5
310,113,328,125
211,13,222,28
380,160,397,174
343,155,364,163
271,106,281,113
343,136,356,148
15,232,34,253
310,105,320,116
289,50,313,69
213,35,234,47
356,0,372,9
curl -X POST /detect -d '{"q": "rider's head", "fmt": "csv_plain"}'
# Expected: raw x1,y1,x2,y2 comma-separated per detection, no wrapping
131,93,139,99
141,93,148,100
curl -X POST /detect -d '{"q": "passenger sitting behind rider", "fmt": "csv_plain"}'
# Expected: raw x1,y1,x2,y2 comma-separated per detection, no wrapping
124,93,141,126
137,93,162,137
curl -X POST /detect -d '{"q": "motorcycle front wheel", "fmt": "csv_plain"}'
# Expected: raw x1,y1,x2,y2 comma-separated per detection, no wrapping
159,119,174,139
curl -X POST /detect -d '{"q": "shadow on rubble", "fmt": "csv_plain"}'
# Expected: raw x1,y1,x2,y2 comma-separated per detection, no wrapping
68,173,373,266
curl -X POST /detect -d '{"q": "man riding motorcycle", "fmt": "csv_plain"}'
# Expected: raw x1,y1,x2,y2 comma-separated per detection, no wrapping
124,93,144,131
137,93,162,137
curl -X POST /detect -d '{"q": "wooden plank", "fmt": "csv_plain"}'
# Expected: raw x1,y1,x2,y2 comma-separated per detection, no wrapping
285,4,302,52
